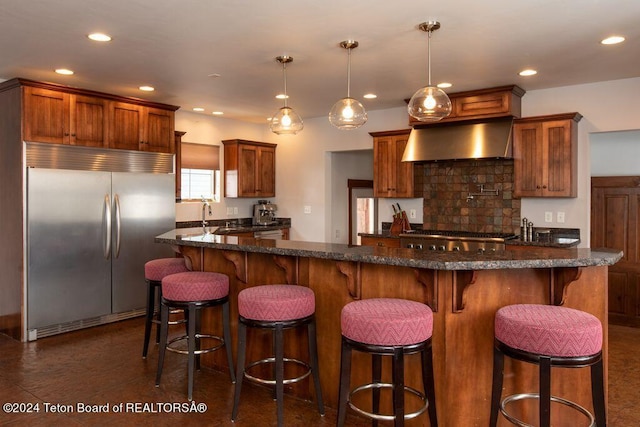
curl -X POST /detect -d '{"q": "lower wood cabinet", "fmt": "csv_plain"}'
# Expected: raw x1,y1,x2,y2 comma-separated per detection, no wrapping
360,236,401,248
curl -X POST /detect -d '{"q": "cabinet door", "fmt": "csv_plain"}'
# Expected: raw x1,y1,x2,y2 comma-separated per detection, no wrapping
360,236,401,248
513,122,544,197
238,144,258,196
373,134,413,198
543,120,574,197
144,107,174,153
108,102,144,151
23,86,70,144
257,146,276,197
70,95,107,147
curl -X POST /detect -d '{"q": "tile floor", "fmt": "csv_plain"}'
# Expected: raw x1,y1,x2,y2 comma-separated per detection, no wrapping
0,318,638,426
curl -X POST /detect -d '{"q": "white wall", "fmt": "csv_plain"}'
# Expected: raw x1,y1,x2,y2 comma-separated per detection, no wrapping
175,77,640,245
591,130,640,176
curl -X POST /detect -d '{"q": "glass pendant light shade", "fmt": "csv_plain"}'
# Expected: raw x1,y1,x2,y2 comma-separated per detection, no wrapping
407,21,452,122
270,55,303,135
329,40,367,130
328,97,367,130
407,85,452,122
270,106,304,135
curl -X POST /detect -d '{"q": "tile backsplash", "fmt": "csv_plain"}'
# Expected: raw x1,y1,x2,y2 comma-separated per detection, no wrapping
415,159,521,233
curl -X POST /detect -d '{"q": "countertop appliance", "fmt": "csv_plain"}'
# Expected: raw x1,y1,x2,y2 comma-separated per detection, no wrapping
253,200,278,225
25,143,175,340
399,230,517,253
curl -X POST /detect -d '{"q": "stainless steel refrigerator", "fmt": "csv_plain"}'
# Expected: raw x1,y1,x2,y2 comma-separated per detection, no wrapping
25,143,175,339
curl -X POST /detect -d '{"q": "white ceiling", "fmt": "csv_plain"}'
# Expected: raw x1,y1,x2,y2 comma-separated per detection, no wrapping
1,0,639,124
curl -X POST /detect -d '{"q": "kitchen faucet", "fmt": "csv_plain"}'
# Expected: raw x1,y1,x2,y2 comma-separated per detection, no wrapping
201,197,212,227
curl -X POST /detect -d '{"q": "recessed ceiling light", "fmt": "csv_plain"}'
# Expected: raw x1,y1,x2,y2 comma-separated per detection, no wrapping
363,93,377,99
601,36,625,45
88,33,112,42
519,69,538,77
139,86,155,92
192,107,205,112
275,94,288,100
55,68,74,75
437,82,452,89
212,111,224,116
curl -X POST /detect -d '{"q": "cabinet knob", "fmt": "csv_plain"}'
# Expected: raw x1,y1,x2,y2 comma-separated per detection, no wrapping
71,133,76,137
536,185,541,189
377,242,384,247
542,185,547,189
64,132,69,136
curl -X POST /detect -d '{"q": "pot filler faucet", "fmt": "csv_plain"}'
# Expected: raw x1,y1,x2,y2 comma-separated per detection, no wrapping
201,196,212,227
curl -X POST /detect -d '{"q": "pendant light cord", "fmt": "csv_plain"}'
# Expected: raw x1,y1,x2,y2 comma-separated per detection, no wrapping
427,27,432,86
282,62,288,107
346,47,352,98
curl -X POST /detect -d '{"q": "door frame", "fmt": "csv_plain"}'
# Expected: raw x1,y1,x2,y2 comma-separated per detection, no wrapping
348,179,374,245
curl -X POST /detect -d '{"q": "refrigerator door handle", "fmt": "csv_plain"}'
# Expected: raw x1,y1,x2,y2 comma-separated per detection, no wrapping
114,194,122,258
103,194,111,259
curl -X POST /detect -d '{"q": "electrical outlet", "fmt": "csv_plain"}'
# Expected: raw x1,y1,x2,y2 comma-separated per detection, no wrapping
409,209,417,219
226,207,233,215
233,207,238,214
304,205,311,214
335,229,340,239
557,211,565,223
544,211,553,223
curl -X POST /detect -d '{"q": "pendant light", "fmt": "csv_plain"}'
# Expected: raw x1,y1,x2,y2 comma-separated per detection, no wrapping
407,21,452,122
329,40,367,130
270,55,304,135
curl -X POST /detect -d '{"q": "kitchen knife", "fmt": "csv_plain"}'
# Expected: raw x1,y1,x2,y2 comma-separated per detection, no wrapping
392,204,398,218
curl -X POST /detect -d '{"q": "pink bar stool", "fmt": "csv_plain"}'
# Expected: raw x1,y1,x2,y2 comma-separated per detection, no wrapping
142,257,189,358
231,284,324,426
337,298,438,427
155,271,235,401
489,304,605,427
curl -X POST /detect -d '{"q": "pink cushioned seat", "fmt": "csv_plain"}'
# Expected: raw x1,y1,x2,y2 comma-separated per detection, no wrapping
495,304,602,358
162,271,229,302
238,285,315,321
341,298,433,346
145,258,189,282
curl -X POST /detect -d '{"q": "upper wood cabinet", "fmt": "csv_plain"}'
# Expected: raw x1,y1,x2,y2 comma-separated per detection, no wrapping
513,112,582,198
371,129,417,198
108,102,175,152
23,86,108,147
408,85,525,127
222,139,276,198
18,78,178,153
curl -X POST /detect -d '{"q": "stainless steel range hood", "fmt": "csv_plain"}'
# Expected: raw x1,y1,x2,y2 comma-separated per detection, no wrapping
402,117,514,162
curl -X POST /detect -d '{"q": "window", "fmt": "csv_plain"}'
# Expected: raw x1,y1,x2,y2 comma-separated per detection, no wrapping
179,142,220,201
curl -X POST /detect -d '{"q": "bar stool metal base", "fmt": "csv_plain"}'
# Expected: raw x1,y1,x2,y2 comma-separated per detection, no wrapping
337,336,438,427
500,392,595,427
166,333,225,356
232,314,324,426
142,279,186,359
490,339,605,427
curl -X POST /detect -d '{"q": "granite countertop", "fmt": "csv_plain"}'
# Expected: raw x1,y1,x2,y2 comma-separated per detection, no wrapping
156,228,622,271
176,218,290,235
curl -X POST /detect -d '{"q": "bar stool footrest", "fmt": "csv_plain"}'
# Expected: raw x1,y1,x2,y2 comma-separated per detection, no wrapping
348,382,428,422
500,393,595,427
243,357,311,386
166,334,225,355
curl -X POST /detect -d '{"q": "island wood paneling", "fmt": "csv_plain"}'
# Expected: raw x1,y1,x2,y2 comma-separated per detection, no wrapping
175,242,609,427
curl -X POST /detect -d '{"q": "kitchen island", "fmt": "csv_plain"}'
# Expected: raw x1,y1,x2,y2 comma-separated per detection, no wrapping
156,228,621,426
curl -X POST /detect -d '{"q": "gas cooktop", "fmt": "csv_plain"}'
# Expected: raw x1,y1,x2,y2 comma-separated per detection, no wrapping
400,230,518,240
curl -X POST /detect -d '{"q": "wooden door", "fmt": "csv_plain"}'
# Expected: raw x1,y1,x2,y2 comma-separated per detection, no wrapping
108,102,143,151
393,134,413,197
144,107,174,153
70,95,107,147
591,176,640,326
238,144,258,196
257,146,275,197
373,136,394,197
513,121,543,197
23,86,70,144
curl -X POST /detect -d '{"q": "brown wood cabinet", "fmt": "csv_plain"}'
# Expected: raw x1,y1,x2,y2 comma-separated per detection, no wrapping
360,235,401,248
408,85,525,126
371,129,418,198
108,102,175,152
23,86,108,147
18,78,177,153
222,139,276,198
513,112,582,198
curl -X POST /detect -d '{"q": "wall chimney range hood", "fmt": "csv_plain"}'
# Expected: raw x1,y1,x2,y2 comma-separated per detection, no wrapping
401,117,514,162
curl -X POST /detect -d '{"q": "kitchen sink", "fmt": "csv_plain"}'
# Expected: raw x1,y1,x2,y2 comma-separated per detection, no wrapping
213,226,244,234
